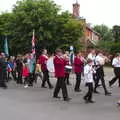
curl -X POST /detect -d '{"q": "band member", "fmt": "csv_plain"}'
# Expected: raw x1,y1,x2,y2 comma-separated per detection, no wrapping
16,54,23,84
87,49,96,62
83,59,95,103
64,51,71,85
39,49,53,89
87,49,97,84
109,53,120,87
53,49,71,102
94,52,111,96
74,52,84,92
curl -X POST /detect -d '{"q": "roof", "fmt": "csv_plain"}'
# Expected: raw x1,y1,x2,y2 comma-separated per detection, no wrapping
86,24,101,36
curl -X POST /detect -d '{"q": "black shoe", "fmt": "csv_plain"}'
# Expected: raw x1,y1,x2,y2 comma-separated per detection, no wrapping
64,97,72,102
53,96,61,99
41,86,47,88
97,84,102,87
67,83,72,86
0,84,8,89
75,89,81,92
88,100,96,103
29,84,33,86
117,101,120,106
83,97,89,103
94,90,100,94
109,82,112,87
49,86,54,89
83,96,88,101
105,92,112,96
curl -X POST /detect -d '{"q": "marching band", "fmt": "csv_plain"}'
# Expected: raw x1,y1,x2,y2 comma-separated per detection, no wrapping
0,49,120,104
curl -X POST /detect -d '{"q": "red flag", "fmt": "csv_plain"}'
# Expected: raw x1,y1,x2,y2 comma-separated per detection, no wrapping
32,30,36,55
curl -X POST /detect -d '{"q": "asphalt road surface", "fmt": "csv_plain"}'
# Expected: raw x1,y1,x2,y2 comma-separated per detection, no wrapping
0,68,120,120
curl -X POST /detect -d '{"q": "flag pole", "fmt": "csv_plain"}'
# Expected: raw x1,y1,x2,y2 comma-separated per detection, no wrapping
4,35,9,56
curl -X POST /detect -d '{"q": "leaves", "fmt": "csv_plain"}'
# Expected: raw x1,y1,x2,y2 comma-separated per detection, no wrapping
94,24,114,41
0,0,83,55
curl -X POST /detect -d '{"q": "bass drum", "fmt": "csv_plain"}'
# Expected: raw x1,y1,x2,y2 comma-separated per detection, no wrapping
47,57,55,73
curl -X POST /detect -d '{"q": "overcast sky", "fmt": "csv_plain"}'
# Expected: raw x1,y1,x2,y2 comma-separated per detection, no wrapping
0,0,120,27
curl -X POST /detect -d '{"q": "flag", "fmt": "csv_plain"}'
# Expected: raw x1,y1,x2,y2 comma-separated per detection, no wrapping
4,36,9,56
31,30,36,72
32,29,36,55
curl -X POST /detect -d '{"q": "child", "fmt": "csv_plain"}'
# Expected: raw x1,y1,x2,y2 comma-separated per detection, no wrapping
22,63,30,88
35,60,43,83
83,59,95,103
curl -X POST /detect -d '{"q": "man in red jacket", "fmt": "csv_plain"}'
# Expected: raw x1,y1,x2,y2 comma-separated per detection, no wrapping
74,52,84,92
53,49,71,102
38,49,53,89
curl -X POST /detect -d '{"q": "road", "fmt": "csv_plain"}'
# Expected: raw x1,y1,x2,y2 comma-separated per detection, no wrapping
0,68,120,120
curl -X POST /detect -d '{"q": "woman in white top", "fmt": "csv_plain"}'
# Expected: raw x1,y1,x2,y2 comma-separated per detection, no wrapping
83,59,95,103
109,53,120,87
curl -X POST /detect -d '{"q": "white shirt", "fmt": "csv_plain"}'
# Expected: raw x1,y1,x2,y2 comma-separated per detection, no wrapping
84,64,94,83
47,57,55,72
112,57,120,67
87,53,96,61
87,53,96,65
95,55,105,65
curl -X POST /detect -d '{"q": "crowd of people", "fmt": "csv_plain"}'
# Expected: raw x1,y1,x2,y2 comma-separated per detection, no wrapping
0,48,120,103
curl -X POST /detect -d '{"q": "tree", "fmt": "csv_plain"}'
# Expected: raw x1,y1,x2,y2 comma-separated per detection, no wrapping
3,0,83,55
0,12,13,52
94,24,114,41
112,25,120,42
9,0,61,54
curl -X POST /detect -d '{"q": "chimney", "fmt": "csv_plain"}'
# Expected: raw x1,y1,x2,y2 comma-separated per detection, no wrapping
72,1,80,18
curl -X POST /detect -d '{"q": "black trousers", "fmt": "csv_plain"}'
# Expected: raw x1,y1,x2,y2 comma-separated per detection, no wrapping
75,72,81,91
84,83,93,101
93,73,97,84
17,71,23,84
0,72,7,87
109,67,120,87
7,70,16,81
41,70,52,88
53,77,68,98
29,73,35,86
24,76,29,85
64,73,70,84
94,67,108,93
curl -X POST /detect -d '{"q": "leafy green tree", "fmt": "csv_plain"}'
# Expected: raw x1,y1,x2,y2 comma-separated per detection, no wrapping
94,24,114,41
0,0,83,55
8,0,83,55
9,0,61,54
112,25,120,42
0,12,13,52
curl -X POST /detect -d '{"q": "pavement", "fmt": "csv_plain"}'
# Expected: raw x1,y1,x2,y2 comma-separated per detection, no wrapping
0,67,120,120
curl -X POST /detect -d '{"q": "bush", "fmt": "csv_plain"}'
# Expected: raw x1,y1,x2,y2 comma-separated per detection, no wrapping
97,41,120,55
109,42,120,54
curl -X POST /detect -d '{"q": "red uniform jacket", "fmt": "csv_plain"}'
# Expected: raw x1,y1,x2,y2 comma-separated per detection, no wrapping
74,56,84,73
54,55,65,78
39,55,48,71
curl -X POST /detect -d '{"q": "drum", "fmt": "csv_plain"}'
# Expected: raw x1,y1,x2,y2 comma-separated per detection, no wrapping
65,65,72,73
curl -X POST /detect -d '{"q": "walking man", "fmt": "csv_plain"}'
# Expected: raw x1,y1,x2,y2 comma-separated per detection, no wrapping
53,49,71,102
